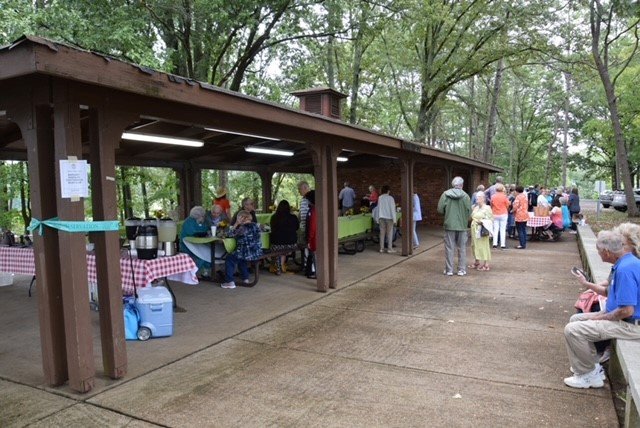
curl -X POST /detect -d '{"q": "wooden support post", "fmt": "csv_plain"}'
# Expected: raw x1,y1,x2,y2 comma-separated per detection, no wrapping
312,143,339,291
177,163,201,217
259,170,273,212
12,96,68,386
400,158,414,256
88,106,131,379
52,81,95,393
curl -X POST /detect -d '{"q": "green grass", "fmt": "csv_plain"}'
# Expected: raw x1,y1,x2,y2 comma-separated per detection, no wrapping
583,207,640,233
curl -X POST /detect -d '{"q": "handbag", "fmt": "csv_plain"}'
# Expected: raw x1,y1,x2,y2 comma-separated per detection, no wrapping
574,290,600,313
480,224,491,237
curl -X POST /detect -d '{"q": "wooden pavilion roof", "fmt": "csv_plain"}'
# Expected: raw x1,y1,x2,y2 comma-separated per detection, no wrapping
0,35,500,174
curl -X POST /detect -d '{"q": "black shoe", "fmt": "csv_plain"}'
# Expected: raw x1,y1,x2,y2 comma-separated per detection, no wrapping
306,274,317,279
492,245,497,249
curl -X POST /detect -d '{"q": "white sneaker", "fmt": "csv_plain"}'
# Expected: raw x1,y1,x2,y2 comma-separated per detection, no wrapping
387,249,397,253
443,270,453,276
564,366,605,388
570,363,605,380
242,279,250,284
221,282,236,289
379,249,386,253
457,270,466,276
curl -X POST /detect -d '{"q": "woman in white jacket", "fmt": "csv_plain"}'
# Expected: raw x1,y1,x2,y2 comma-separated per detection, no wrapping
376,185,397,253
412,189,422,248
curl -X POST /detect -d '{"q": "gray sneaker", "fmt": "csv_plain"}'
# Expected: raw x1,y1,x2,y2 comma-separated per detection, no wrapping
221,281,236,289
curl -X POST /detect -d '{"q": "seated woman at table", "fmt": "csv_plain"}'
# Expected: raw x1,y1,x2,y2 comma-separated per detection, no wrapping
221,210,263,289
179,206,211,279
544,196,564,238
270,200,300,275
206,204,229,228
231,197,258,225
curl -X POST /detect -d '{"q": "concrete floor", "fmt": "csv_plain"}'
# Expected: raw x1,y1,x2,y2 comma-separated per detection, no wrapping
0,227,619,427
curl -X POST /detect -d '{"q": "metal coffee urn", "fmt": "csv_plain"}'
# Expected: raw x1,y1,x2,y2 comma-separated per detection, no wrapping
136,219,158,260
157,218,177,256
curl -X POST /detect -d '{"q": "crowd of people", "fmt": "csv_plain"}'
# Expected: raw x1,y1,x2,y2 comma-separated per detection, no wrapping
179,182,319,287
438,176,582,275
177,176,637,394
179,180,421,286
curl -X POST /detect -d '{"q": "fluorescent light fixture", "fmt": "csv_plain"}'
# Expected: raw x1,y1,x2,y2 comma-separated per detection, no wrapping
205,127,279,141
121,132,204,148
0,110,6,117
245,146,294,157
337,157,349,162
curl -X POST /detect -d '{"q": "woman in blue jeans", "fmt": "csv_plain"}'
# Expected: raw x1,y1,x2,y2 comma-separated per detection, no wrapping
512,185,529,249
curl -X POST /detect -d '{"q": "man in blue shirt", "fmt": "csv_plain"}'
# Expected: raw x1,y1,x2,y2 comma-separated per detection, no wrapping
565,230,640,388
338,182,356,215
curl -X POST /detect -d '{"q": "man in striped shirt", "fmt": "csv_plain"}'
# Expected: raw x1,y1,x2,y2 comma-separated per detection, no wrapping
297,181,313,270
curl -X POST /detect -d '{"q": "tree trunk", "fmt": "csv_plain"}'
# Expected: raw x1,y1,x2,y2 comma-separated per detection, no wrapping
545,113,560,188
19,162,31,234
349,6,370,124
590,0,638,216
482,58,505,163
468,77,478,158
141,179,150,219
120,167,133,219
562,72,571,188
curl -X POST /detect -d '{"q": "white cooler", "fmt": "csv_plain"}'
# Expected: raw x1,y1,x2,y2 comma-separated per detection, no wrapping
135,286,173,339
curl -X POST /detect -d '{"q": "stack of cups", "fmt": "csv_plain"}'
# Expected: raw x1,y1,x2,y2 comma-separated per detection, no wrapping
211,225,217,237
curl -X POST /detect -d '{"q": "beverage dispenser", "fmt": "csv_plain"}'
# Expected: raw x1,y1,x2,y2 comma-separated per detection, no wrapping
136,219,158,260
157,218,177,256
125,218,141,249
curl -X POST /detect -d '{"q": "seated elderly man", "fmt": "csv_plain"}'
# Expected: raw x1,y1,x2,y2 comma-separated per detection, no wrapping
565,230,640,388
179,206,211,279
206,204,229,228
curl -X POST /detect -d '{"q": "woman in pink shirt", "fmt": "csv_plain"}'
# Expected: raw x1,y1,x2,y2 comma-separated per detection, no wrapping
490,183,510,249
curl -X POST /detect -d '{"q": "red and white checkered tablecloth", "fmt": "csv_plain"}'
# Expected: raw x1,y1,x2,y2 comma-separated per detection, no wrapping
0,246,197,296
89,253,197,295
0,246,35,275
527,216,552,228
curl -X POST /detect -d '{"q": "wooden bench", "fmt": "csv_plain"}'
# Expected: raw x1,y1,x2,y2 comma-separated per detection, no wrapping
241,245,303,287
577,226,640,427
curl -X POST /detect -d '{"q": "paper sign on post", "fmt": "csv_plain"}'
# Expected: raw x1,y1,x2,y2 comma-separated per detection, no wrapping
60,159,89,199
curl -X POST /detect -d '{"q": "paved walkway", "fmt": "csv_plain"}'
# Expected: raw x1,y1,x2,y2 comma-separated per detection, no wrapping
0,228,618,426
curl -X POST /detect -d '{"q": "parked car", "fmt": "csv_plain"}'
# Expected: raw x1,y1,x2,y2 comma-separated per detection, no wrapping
611,189,640,212
598,190,615,208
